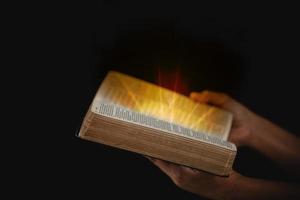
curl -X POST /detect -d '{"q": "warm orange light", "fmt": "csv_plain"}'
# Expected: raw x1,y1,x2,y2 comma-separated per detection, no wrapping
96,70,227,137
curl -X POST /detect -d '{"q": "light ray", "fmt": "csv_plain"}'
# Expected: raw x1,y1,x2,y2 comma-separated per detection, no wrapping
157,66,164,116
190,107,215,130
184,102,200,127
116,74,142,111
169,65,180,123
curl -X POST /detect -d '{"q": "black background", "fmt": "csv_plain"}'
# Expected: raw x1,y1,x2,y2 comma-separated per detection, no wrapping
11,1,300,199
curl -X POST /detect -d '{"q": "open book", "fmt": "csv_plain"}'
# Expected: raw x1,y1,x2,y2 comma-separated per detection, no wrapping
78,71,236,176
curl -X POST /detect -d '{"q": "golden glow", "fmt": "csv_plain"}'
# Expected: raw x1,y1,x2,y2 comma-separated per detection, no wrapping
97,71,231,138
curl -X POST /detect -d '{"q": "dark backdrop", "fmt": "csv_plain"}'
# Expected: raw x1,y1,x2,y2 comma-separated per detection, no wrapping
20,1,300,199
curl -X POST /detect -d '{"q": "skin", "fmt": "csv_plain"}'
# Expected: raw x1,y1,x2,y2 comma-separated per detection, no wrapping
148,90,300,200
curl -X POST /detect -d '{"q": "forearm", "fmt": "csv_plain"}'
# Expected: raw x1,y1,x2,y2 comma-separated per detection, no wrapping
247,114,300,174
232,176,300,200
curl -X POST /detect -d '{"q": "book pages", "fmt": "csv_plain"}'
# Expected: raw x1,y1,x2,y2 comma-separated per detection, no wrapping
91,102,236,151
92,71,233,140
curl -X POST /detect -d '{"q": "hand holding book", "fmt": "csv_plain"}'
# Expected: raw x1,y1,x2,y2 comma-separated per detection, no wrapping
79,71,236,176
149,91,300,200
190,90,254,147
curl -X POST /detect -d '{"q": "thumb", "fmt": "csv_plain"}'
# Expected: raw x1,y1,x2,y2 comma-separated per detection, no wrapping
190,90,231,108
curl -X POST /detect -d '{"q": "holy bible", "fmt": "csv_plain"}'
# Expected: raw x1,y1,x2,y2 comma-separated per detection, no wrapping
77,71,236,176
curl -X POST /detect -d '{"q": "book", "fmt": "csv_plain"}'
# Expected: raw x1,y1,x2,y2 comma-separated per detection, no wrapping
77,71,236,176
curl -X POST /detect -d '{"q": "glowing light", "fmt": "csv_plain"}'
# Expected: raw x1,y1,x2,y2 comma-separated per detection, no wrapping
103,70,228,138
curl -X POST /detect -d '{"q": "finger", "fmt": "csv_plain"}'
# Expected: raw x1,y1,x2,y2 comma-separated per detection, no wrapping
149,159,182,179
145,156,154,161
190,90,232,108
227,127,250,147
190,91,208,103
180,165,201,175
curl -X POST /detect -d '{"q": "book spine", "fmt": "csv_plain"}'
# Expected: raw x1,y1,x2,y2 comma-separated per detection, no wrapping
78,108,95,137
91,102,236,151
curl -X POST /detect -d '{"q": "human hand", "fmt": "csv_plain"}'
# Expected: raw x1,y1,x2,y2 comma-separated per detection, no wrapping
190,90,257,147
146,91,248,199
148,157,300,200
146,91,250,199
148,157,243,200
190,91,300,173
147,91,300,199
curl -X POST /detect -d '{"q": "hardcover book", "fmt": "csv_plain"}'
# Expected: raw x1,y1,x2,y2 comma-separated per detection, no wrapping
77,71,236,176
